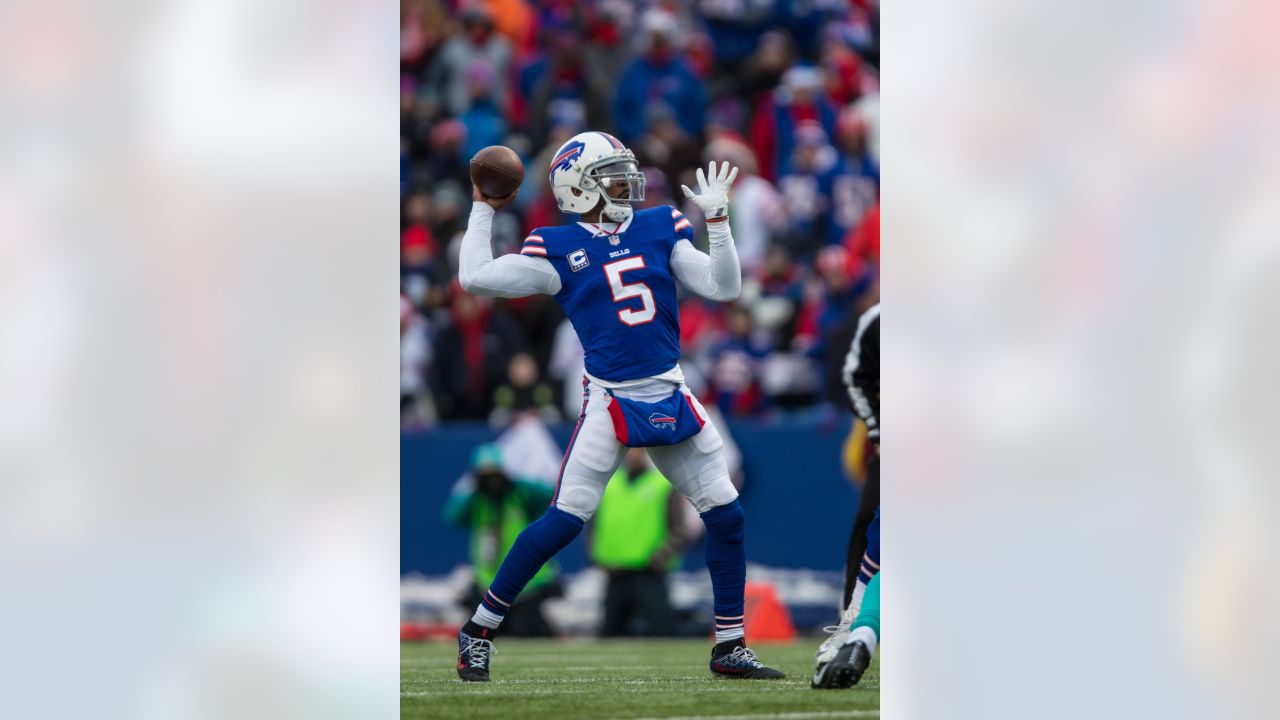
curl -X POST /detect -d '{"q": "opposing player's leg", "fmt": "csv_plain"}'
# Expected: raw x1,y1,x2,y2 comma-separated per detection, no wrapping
647,394,784,680
819,500,881,664
817,451,878,664
457,379,624,681
842,570,880,685
814,538,880,689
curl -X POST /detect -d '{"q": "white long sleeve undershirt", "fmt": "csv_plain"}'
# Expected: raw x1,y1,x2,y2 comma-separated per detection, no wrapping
457,202,741,303
458,203,562,297
669,218,741,301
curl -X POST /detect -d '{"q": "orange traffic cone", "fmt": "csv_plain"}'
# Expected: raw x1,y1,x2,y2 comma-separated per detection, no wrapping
743,581,796,641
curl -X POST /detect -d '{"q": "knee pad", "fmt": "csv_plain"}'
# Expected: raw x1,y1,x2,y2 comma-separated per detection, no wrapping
696,472,739,513
552,473,604,521
551,498,594,523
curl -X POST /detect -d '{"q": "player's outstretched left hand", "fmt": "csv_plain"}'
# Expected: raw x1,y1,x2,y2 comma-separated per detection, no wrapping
681,161,738,219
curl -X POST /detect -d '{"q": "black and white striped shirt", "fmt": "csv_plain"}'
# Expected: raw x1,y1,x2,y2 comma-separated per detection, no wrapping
841,304,880,440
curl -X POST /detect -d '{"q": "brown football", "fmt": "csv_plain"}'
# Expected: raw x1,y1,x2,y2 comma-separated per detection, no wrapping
469,145,524,198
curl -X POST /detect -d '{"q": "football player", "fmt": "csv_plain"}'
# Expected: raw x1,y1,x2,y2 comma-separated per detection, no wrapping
453,131,784,681
813,547,879,689
815,303,880,684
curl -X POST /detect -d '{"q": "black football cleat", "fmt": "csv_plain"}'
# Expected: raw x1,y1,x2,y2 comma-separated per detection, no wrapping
456,628,495,682
710,643,786,679
811,638,872,689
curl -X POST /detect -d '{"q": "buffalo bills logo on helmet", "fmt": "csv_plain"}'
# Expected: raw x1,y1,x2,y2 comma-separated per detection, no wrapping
549,140,586,182
648,413,677,431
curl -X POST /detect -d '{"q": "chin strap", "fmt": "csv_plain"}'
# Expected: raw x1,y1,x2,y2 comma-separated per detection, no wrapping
601,200,633,222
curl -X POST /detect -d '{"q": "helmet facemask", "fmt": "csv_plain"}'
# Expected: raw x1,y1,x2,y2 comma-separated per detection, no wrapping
585,156,645,222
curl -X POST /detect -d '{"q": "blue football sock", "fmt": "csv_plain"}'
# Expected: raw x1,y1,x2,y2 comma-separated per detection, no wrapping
477,505,584,623
701,499,746,642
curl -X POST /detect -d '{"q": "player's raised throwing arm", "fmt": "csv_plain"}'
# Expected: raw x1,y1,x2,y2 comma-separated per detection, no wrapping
670,162,742,302
458,190,563,298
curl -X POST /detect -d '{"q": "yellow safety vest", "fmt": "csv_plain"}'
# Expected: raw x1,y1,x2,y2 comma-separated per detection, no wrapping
591,468,672,570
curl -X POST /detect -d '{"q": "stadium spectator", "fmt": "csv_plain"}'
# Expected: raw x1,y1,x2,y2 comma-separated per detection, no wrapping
849,90,880,165
429,287,523,420
400,0,447,71
843,201,880,277
776,120,847,256
401,294,435,426
459,61,509,162
575,0,633,82
547,318,585,420
500,288,564,370
733,30,796,105
749,65,838,182
479,0,534,48
707,306,768,416
611,10,706,144
678,297,724,362
490,352,561,427
704,136,785,276
834,106,881,230
429,5,512,117
697,0,779,70
632,103,703,193
684,31,717,80
523,29,610,149
444,444,560,636
430,182,469,255
822,42,866,106
402,192,442,308
756,243,806,312
401,192,438,264
421,119,471,194
591,448,693,637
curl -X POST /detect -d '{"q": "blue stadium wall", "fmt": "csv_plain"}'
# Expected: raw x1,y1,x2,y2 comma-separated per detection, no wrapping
402,414,859,576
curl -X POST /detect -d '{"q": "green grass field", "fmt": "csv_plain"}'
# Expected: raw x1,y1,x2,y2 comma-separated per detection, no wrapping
402,638,879,719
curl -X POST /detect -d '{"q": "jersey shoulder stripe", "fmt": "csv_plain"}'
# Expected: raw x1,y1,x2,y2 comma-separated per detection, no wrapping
522,229,550,257
659,205,695,241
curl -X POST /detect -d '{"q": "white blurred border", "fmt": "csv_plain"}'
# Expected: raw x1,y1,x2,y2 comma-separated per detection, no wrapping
0,1,398,718
887,0,1279,717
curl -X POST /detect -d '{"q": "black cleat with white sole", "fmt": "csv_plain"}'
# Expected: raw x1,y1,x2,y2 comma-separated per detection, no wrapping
811,639,872,689
710,641,786,679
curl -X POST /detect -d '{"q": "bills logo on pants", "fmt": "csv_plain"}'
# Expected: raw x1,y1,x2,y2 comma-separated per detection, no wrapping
551,378,738,521
648,413,676,430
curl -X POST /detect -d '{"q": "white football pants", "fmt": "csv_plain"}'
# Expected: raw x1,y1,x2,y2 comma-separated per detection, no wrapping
551,376,739,520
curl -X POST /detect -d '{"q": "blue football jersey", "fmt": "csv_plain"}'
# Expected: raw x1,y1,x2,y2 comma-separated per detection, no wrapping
520,206,696,382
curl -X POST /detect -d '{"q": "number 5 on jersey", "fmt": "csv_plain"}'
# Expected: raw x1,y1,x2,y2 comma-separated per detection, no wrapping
603,256,656,326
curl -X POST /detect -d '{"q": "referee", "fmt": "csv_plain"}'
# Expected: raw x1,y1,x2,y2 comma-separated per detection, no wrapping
841,303,880,613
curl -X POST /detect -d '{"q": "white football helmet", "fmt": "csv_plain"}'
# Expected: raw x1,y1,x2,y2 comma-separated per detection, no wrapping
548,131,645,222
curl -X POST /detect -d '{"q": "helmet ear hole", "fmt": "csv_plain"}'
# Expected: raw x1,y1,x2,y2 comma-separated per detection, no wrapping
571,188,582,197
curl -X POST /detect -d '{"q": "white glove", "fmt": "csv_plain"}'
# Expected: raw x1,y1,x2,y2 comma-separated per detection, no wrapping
681,161,739,219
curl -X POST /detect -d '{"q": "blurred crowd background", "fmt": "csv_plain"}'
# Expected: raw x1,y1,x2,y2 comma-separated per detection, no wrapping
401,0,880,427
